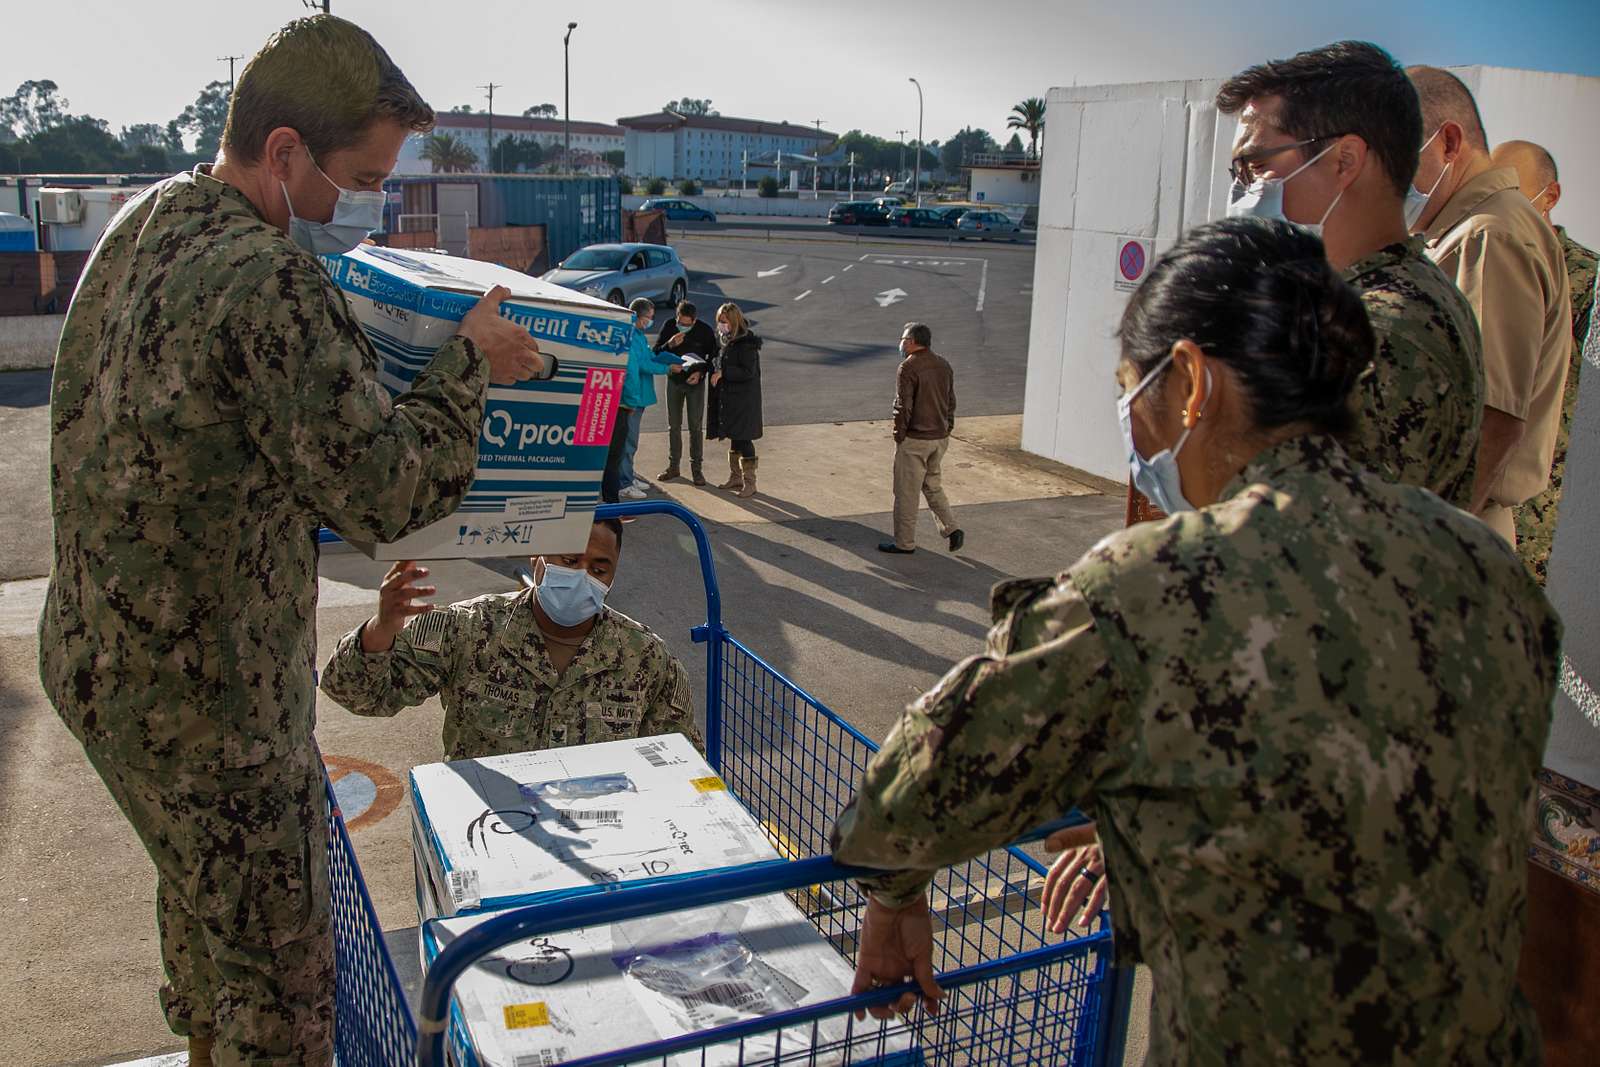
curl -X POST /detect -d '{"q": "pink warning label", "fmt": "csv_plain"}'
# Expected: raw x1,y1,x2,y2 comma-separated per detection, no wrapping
574,367,625,446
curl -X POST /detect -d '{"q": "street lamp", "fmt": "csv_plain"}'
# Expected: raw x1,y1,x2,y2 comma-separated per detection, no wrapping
564,21,577,173
908,77,923,206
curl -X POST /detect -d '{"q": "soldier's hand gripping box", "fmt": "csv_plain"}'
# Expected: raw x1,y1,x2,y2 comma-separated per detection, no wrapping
409,734,781,922
422,892,920,1067
320,245,634,560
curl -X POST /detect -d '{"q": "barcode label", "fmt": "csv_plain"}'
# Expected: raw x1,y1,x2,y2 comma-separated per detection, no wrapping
446,867,481,908
555,809,622,827
514,1051,567,1067
635,741,670,767
679,981,768,1011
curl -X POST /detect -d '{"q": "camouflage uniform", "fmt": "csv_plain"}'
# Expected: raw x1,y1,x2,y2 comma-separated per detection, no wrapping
1342,236,1484,508
833,433,1560,1065
37,167,487,1062
320,587,700,761
1515,227,1598,582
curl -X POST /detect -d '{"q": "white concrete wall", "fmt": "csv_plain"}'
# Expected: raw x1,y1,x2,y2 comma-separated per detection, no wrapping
1023,66,1600,485
971,169,1041,207
625,130,676,179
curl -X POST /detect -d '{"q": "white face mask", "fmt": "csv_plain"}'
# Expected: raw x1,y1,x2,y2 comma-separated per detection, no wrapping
1403,128,1447,231
534,561,609,627
281,148,385,256
1226,141,1342,237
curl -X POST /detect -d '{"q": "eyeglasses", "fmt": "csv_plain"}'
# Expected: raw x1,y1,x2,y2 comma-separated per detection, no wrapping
1228,135,1341,185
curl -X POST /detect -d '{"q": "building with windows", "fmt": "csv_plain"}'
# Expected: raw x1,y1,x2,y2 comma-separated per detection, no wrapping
618,111,837,182
964,153,1042,208
396,113,625,174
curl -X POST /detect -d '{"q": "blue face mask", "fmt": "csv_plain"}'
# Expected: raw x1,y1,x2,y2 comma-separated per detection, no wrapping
281,150,386,255
1403,129,1447,232
1226,140,1340,237
1117,354,1210,515
535,561,609,626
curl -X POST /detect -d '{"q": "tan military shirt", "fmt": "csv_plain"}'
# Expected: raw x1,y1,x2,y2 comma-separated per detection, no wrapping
1424,167,1571,534
320,588,700,761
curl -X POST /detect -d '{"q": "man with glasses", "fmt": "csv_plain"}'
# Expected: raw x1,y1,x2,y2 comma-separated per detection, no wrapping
1405,66,1571,544
1217,41,1484,506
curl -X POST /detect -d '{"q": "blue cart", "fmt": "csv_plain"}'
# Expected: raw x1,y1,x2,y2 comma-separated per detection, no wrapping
321,500,1133,1066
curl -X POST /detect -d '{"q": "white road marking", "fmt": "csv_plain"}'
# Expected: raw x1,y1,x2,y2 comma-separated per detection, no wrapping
841,264,855,272
875,288,908,308
821,275,837,285
794,290,813,301
977,259,989,312
756,265,789,278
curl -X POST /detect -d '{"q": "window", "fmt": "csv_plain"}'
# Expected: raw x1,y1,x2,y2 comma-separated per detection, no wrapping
645,248,672,268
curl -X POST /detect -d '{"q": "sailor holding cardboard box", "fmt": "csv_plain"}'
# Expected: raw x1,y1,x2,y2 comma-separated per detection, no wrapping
36,15,542,1066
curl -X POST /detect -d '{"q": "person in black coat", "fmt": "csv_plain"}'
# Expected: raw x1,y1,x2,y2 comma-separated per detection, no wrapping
707,302,764,497
654,300,717,485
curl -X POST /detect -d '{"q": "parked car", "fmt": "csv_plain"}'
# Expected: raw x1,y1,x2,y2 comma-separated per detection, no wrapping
638,197,717,223
886,207,947,228
928,205,970,227
883,181,912,196
873,195,907,210
542,243,688,306
954,209,1023,241
828,201,891,226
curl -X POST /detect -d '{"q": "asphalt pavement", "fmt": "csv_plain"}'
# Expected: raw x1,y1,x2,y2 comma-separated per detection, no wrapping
0,232,1151,1065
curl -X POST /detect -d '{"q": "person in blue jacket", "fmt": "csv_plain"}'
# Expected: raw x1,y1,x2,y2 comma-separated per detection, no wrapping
603,298,681,503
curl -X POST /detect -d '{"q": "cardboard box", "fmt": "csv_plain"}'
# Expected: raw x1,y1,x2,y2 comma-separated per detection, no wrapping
410,735,781,921
320,245,633,560
422,891,919,1067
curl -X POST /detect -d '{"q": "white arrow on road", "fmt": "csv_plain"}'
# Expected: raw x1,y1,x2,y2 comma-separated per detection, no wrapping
756,264,788,278
875,288,908,308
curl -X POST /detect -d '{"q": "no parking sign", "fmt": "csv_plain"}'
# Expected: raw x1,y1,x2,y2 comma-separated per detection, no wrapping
1114,236,1154,293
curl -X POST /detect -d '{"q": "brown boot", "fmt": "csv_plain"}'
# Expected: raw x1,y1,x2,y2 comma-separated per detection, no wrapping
691,465,708,487
737,456,758,498
658,465,680,482
717,450,743,491
188,1036,215,1066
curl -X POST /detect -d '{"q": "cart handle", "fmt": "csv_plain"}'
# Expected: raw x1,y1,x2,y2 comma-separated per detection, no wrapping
417,812,1093,1066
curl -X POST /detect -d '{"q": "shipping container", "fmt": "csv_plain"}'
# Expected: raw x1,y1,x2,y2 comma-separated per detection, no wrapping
385,174,619,265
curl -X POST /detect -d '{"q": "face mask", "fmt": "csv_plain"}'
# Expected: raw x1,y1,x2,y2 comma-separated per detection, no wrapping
1403,129,1447,231
677,321,692,333
717,324,732,339
638,317,654,333
1117,353,1211,514
1226,141,1341,236
534,562,609,627
281,149,386,255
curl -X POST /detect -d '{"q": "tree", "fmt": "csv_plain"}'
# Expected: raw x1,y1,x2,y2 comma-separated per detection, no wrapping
164,120,185,152
449,104,475,114
493,135,545,173
175,80,230,158
120,123,166,150
26,115,125,173
757,175,779,198
940,127,998,175
664,98,717,116
1007,96,1046,160
522,103,558,119
420,133,478,173
602,148,625,170
646,177,666,195
1,80,70,138
1004,132,1024,155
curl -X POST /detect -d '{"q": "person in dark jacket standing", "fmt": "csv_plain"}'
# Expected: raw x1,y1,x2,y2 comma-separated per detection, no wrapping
655,300,717,486
708,302,764,497
880,322,963,554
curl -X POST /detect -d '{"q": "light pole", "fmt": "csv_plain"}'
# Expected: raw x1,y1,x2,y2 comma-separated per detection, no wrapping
896,129,906,183
908,78,923,206
563,21,577,173
479,82,500,172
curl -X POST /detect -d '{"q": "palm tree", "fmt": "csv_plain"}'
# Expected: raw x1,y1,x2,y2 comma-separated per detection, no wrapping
1007,97,1046,160
420,133,478,173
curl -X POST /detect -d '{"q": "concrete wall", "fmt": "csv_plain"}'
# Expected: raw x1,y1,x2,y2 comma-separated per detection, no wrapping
625,130,676,179
1023,65,1600,484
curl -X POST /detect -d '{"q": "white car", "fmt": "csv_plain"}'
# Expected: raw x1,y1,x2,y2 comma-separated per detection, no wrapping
954,209,1022,241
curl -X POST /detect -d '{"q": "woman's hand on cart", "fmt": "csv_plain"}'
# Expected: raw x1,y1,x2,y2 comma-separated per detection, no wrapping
1042,822,1107,934
850,894,943,1021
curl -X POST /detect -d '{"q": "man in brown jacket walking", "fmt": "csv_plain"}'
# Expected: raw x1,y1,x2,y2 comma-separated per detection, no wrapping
880,323,964,554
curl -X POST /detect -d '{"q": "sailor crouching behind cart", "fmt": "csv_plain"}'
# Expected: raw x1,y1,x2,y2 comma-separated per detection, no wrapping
321,517,703,760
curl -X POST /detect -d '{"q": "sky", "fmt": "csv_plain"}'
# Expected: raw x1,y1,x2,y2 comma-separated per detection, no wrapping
14,0,1600,147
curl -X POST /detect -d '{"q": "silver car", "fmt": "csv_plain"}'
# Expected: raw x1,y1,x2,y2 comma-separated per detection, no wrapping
954,209,1022,241
541,242,688,306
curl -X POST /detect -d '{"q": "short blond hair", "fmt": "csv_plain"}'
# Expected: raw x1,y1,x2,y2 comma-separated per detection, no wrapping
224,15,434,164
716,302,750,339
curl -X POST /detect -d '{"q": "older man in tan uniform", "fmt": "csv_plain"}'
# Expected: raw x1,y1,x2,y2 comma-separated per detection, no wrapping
1406,67,1570,545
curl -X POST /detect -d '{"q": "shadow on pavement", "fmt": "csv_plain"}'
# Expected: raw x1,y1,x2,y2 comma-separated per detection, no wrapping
0,370,51,409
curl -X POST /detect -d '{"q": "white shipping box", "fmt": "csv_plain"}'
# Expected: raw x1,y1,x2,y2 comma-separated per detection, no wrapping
320,245,634,560
422,891,919,1067
411,735,781,920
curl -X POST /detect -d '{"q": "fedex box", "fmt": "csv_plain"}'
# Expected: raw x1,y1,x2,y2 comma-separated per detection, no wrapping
422,892,919,1067
320,245,633,560
410,734,781,921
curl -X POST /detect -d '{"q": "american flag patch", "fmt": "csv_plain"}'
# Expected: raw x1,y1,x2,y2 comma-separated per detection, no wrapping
407,611,448,653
